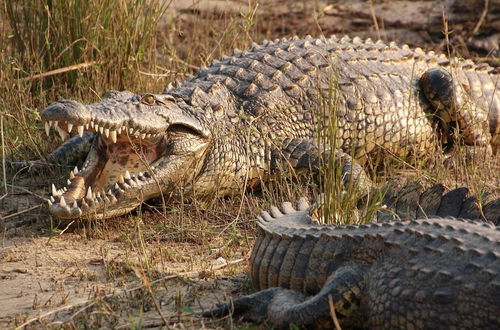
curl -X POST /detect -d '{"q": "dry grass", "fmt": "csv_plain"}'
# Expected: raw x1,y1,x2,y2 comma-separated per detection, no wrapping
0,0,498,329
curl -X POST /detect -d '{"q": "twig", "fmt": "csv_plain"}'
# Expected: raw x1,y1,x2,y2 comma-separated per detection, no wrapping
17,61,101,82
15,258,245,329
139,70,174,77
2,204,43,220
369,0,381,42
328,294,342,330
470,0,489,38
1,115,6,195
6,183,47,201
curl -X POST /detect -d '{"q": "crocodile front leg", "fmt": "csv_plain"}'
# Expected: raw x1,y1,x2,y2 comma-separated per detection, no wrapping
46,132,95,166
420,68,492,152
271,138,372,194
11,132,94,171
203,264,366,329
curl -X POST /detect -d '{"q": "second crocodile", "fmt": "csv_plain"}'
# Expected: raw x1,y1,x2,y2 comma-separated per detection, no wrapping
203,200,500,328
41,35,499,219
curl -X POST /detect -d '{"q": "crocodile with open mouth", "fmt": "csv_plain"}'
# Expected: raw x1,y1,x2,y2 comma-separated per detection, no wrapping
41,35,499,220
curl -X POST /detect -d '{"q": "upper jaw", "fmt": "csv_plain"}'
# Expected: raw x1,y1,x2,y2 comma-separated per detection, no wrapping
41,91,209,142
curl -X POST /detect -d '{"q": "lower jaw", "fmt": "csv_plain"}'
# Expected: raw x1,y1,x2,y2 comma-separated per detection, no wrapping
49,200,141,220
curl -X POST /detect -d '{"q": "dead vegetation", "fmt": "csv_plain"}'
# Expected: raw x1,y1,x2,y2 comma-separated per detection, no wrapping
0,0,498,328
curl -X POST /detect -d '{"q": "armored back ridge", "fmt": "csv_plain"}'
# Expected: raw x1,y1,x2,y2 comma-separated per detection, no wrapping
40,35,499,219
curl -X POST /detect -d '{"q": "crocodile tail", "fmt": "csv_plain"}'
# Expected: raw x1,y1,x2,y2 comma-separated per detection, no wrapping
378,180,499,225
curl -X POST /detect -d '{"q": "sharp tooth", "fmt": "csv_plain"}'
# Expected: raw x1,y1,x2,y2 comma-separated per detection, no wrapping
44,122,51,136
85,123,89,130
50,196,55,202
114,183,120,190
90,121,95,128
54,121,59,128
117,127,122,134
74,166,79,174
67,123,73,133
99,126,104,134
119,175,125,184
51,184,58,196
97,192,102,199
86,186,92,199
48,120,53,127
60,196,66,207
110,130,117,143
129,128,134,135
107,189,113,196
67,179,71,185
134,131,140,137
69,171,75,179
56,126,69,141
72,201,78,209
140,133,146,139
145,133,151,138
77,125,84,137
47,199,52,206
124,170,131,180
104,128,110,138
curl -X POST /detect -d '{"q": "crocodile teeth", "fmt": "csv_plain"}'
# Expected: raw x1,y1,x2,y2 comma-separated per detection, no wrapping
99,126,104,134
72,201,78,209
110,130,117,143
60,196,66,207
67,123,73,133
47,199,52,206
74,166,79,174
140,133,146,139
69,171,75,179
124,170,131,180
104,128,110,138
49,196,55,202
56,125,69,141
118,175,125,184
51,184,58,196
77,125,84,137
90,121,95,128
44,122,51,136
86,186,93,200
67,179,71,185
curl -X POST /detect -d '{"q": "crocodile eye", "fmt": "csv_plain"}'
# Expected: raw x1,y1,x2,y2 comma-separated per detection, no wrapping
141,94,156,105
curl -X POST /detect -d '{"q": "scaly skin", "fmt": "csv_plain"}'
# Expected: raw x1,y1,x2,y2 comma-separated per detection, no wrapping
41,35,499,219
203,199,500,329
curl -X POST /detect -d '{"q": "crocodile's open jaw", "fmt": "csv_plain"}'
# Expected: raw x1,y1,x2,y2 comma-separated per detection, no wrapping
42,93,210,220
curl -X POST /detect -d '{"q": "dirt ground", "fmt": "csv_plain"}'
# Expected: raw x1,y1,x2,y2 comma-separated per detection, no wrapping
1,0,499,328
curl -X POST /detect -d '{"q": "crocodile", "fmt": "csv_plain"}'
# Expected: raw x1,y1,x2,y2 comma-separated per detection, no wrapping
203,199,500,329
40,35,500,219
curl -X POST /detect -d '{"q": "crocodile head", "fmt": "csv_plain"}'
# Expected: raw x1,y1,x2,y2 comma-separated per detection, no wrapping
41,91,211,219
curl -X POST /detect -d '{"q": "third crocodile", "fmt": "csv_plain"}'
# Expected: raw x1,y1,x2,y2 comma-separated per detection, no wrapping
40,35,499,219
203,200,500,329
